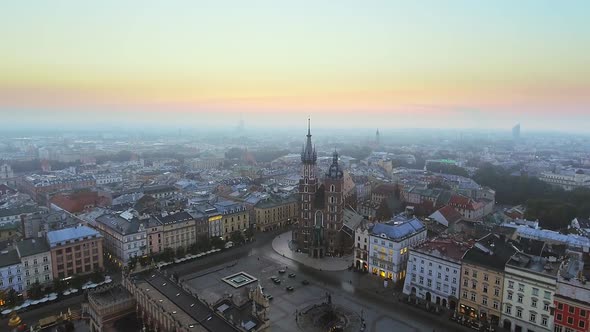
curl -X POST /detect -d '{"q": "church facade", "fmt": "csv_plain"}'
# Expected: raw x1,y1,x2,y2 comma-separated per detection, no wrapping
292,120,348,258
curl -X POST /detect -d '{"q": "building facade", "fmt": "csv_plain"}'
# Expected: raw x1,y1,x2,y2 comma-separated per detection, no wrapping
15,238,53,292
459,234,517,327
403,238,470,310
46,225,104,280
214,201,250,241
500,252,558,332
354,223,370,272
153,211,197,252
254,196,298,232
95,211,148,265
368,212,427,282
553,253,590,332
0,249,23,293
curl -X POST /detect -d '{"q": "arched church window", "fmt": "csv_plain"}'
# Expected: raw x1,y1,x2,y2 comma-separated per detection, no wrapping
330,185,335,192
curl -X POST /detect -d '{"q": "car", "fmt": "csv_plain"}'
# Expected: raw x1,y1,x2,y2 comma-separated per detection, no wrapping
272,278,281,284
269,276,278,280
301,279,310,285
285,286,294,292
278,269,286,274
288,273,296,278
265,294,273,300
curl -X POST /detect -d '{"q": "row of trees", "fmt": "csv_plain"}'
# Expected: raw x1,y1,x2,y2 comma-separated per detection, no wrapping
127,230,254,269
473,163,590,230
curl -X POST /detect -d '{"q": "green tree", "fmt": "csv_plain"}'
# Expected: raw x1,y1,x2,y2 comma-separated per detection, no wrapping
197,235,211,252
375,200,393,221
244,228,255,241
211,237,225,249
90,271,104,283
176,246,186,258
28,281,44,299
161,248,174,262
230,231,245,245
53,278,66,293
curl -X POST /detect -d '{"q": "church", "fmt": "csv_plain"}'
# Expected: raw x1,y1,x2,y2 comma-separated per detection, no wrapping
292,120,350,258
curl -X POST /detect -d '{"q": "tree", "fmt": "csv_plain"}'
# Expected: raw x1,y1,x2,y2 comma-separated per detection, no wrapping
375,200,393,221
28,281,44,300
230,231,245,245
176,246,186,258
53,278,66,293
244,228,255,241
211,237,225,249
161,248,175,262
90,271,104,284
197,235,211,252
6,289,21,306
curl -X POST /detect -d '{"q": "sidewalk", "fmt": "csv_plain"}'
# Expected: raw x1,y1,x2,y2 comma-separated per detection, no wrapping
271,231,351,271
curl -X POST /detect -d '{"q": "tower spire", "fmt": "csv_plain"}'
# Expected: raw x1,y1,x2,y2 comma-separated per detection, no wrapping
307,117,311,136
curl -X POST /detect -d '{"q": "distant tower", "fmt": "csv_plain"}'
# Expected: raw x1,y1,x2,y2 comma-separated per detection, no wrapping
376,129,380,146
512,123,521,142
237,113,245,132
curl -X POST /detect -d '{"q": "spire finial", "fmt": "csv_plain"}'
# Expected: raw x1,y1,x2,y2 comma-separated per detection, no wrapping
307,117,311,136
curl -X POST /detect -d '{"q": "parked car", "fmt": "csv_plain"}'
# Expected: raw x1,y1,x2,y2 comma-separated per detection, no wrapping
286,286,294,292
288,273,296,278
278,269,286,274
265,294,273,300
301,279,310,285
272,278,281,284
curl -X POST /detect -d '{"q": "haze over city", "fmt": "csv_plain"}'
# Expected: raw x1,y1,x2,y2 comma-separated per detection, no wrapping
2,2,590,332
1,0,589,132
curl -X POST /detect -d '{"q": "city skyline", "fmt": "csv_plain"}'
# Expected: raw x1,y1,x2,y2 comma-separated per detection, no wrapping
1,1,589,131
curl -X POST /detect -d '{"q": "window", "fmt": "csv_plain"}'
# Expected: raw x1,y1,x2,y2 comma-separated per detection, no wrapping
462,290,467,299
495,277,500,285
419,276,424,284
464,269,469,275
558,303,563,310
493,301,499,310
472,280,477,289
507,292,513,301
452,277,456,284
518,294,523,303
569,306,575,314
580,320,586,329
483,274,488,281
529,312,536,323
482,297,488,306
556,313,562,322
471,293,476,301
532,288,539,296
581,309,587,317
472,271,478,278
437,272,441,279
518,283,524,292
544,291,551,299
516,308,522,318
494,288,500,297
483,285,488,293
541,316,548,327
531,299,537,308
427,279,432,287
436,282,441,290
543,302,550,311
567,317,573,325
505,304,512,314
463,279,468,287
508,281,514,289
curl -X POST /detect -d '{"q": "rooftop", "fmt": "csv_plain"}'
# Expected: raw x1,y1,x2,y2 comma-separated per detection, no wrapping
462,233,518,271
370,216,426,242
506,252,560,278
46,225,102,247
0,249,21,268
414,237,474,262
16,238,50,257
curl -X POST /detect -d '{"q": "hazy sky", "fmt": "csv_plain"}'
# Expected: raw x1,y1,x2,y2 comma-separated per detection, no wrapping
1,1,589,131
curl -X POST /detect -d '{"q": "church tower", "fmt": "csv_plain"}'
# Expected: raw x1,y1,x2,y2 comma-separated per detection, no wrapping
294,119,320,256
323,150,345,255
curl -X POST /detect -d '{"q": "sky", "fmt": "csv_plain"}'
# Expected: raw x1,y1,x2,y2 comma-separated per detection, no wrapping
1,0,589,131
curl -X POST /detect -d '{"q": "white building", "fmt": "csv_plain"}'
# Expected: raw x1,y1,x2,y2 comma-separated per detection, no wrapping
0,249,23,293
403,238,470,310
368,212,427,282
95,210,148,265
354,222,371,272
93,173,123,185
500,252,559,332
539,169,590,191
15,238,53,291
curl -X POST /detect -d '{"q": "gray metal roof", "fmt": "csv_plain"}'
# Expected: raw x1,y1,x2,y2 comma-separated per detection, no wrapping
46,225,102,247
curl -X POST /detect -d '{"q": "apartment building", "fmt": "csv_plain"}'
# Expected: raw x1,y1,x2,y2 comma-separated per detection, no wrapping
500,252,559,332
95,211,148,265
459,234,517,327
152,211,197,252
47,225,104,280
553,253,590,332
403,237,471,310
15,238,53,291
368,212,427,282
214,200,250,241
0,249,23,293
254,196,298,232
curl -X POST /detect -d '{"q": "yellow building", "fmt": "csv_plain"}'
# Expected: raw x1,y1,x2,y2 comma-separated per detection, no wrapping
254,196,298,232
459,234,516,327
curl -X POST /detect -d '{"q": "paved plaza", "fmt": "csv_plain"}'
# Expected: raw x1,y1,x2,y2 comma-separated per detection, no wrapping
272,231,351,271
